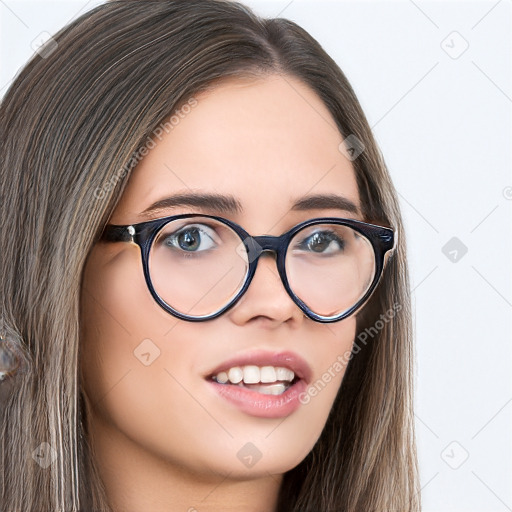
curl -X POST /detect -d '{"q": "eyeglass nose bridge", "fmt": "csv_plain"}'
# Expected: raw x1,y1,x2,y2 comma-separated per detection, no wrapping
239,233,300,310
238,233,302,314
242,234,287,265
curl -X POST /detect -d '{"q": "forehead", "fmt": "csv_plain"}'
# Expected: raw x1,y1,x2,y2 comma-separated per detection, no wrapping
110,74,361,230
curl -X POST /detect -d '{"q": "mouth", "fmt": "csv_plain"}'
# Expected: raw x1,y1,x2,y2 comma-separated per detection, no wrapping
207,365,301,396
204,350,311,418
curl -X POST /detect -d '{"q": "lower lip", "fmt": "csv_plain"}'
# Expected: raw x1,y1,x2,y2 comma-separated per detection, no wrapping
207,379,308,418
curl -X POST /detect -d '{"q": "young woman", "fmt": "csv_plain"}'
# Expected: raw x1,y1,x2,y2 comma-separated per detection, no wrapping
0,1,421,510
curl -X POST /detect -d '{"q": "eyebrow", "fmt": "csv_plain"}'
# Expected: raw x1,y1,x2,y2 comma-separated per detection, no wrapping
138,192,360,218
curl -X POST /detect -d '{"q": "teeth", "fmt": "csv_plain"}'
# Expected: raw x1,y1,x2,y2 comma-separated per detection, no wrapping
216,371,229,384
213,365,296,386
243,365,260,384
276,367,294,381
260,366,276,383
227,367,243,384
239,382,288,395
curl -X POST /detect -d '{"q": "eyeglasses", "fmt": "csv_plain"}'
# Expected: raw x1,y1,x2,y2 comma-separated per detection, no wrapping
100,214,396,323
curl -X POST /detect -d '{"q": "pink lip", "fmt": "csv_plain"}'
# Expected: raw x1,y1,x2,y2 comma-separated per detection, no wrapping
207,378,308,418
205,350,312,419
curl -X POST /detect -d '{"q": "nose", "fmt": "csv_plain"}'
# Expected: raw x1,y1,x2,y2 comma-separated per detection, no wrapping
226,247,305,326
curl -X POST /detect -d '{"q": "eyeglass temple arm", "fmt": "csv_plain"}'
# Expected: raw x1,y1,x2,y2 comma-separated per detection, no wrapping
390,228,398,253
382,228,398,270
101,224,135,243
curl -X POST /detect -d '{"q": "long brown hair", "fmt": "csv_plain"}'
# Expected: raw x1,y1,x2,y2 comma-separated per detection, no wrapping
0,1,421,510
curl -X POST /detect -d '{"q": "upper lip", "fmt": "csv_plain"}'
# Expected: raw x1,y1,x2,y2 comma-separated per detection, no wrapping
206,350,312,384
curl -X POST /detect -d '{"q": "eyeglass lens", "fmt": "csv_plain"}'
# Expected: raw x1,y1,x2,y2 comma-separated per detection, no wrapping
148,216,376,318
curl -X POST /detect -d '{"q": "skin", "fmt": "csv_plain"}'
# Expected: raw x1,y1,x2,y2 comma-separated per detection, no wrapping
80,73,363,512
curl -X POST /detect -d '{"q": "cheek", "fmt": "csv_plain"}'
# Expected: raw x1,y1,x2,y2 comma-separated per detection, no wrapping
79,247,174,421
298,319,357,425
81,248,144,363
79,247,219,467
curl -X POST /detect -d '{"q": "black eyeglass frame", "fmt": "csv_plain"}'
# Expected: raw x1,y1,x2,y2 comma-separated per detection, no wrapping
101,214,396,323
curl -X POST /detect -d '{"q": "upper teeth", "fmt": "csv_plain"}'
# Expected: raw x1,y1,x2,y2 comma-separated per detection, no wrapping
213,365,295,385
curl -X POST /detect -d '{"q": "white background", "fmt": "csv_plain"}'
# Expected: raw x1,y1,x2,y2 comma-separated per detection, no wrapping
1,1,511,510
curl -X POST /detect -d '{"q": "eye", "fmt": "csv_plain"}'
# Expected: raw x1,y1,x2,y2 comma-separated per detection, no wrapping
295,229,345,255
161,224,220,253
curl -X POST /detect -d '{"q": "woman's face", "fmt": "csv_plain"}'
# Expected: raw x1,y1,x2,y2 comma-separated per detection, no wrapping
80,74,362,481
